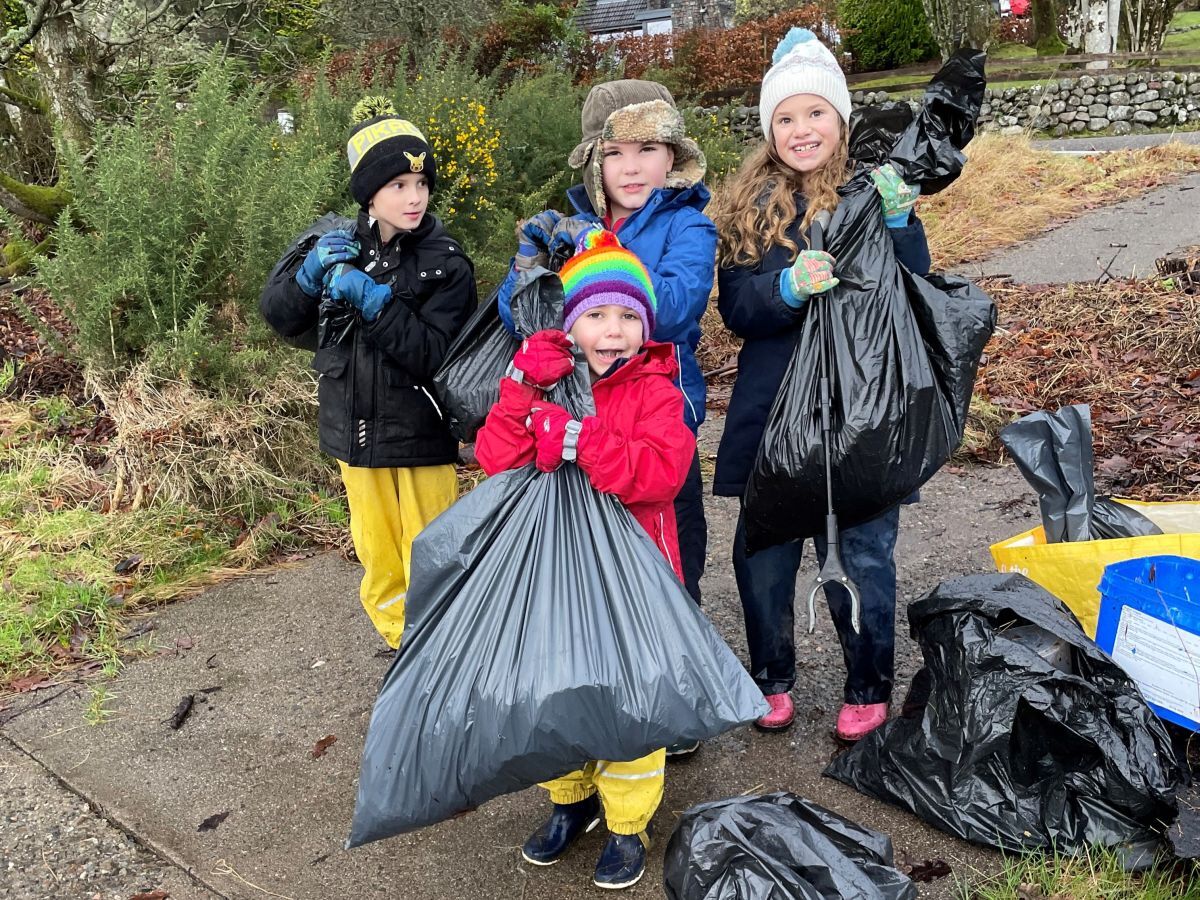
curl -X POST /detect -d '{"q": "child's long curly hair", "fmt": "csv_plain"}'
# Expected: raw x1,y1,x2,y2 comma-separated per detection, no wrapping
715,124,850,269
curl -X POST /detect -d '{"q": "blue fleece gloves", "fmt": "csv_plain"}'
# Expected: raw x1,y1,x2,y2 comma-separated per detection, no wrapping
297,229,360,297
518,210,562,259
324,264,393,322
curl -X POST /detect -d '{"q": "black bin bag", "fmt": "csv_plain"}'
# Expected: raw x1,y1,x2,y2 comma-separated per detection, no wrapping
347,271,767,847
825,574,1184,864
432,268,568,444
664,792,917,900
742,51,995,553
1000,405,1161,543
849,102,915,171
431,284,513,443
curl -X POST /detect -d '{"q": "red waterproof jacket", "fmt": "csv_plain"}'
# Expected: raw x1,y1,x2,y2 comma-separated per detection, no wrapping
475,340,694,580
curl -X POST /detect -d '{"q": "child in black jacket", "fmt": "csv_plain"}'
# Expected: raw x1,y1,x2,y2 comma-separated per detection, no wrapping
260,98,477,648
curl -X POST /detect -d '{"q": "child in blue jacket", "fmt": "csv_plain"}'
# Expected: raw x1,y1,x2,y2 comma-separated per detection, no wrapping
713,30,929,743
497,84,717,756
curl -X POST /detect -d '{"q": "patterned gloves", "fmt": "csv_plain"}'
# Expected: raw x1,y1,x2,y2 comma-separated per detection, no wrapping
870,163,920,228
780,251,839,308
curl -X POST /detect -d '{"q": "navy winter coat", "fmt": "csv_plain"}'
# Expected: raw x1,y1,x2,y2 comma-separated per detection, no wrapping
713,205,931,497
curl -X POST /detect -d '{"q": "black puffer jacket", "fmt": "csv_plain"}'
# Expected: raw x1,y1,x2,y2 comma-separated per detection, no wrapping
260,211,477,468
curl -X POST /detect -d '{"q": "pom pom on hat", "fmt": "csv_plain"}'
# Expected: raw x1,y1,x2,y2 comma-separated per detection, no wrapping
345,98,436,206
759,28,852,139
350,95,398,125
772,27,819,64
560,226,657,337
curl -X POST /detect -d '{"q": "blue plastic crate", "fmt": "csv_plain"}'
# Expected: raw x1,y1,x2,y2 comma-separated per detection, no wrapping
1095,555,1200,731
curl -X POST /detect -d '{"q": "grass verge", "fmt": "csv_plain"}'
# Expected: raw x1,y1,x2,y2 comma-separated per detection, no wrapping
0,389,349,692
961,847,1200,899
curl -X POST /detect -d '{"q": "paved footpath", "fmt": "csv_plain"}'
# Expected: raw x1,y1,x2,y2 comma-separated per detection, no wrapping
2,441,1039,900
954,170,1200,284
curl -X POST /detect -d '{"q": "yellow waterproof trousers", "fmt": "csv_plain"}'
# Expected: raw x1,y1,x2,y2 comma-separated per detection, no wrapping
541,749,666,835
338,462,458,648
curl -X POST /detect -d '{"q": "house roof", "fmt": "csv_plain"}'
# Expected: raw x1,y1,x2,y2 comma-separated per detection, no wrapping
576,0,655,34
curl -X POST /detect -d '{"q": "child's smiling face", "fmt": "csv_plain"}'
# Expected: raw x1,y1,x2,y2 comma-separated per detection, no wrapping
770,94,842,176
600,141,675,221
568,304,645,378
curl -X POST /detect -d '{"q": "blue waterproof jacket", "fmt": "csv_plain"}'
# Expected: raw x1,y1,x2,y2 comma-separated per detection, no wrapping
498,181,717,433
713,204,931,497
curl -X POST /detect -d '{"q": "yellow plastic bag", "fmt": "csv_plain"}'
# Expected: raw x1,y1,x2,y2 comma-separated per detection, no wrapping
990,500,1200,637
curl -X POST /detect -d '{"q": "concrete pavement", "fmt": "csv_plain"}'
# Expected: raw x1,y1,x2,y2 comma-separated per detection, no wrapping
1,451,1037,900
953,171,1200,283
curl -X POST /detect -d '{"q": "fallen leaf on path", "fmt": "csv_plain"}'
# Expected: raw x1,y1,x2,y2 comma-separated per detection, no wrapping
907,858,952,882
10,673,53,693
198,811,230,832
174,636,194,651
311,734,337,759
113,554,143,575
129,891,170,900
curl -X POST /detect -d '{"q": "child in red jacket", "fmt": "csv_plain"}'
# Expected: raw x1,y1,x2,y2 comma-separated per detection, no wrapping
475,228,693,890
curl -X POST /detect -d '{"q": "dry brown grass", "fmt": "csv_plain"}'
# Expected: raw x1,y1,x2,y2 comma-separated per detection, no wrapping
88,363,338,514
920,135,1200,270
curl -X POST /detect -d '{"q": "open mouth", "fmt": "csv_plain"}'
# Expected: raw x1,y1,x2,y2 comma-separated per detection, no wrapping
621,183,645,193
594,348,626,363
789,141,821,154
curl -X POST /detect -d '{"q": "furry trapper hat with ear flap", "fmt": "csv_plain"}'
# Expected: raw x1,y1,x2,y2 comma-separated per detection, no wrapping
568,80,706,216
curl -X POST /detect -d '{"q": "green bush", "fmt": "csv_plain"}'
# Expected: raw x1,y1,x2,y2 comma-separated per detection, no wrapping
839,0,941,71
294,46,513,284
491,68,584,207
39,55,338,390
683,107,746,185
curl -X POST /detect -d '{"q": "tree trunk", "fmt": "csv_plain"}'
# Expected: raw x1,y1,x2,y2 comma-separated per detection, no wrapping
1032,0,1067,53
29,9,99,149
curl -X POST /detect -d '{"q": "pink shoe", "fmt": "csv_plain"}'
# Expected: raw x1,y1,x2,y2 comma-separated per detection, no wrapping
835,702,888,742
754,692,795,732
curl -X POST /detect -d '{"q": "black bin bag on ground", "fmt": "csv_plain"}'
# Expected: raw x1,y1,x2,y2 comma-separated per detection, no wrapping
742,51,995,553
825,574,1184,863
1000,404,1161,543
664,792,917,900
347,271,767,846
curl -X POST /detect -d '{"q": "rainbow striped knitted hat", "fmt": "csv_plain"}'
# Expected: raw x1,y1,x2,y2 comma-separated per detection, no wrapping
560,227,656,337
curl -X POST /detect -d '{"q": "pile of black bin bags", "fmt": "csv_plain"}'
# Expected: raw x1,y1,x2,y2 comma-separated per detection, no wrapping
826,574,1184,866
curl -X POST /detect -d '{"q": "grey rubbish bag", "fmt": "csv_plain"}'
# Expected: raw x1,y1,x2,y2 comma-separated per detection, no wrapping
825,574,1183,865
347,271,767,846
1000,404,1161,543
663,792,917,900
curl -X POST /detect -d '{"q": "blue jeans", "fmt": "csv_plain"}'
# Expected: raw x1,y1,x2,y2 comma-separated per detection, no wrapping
732,505,900,705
